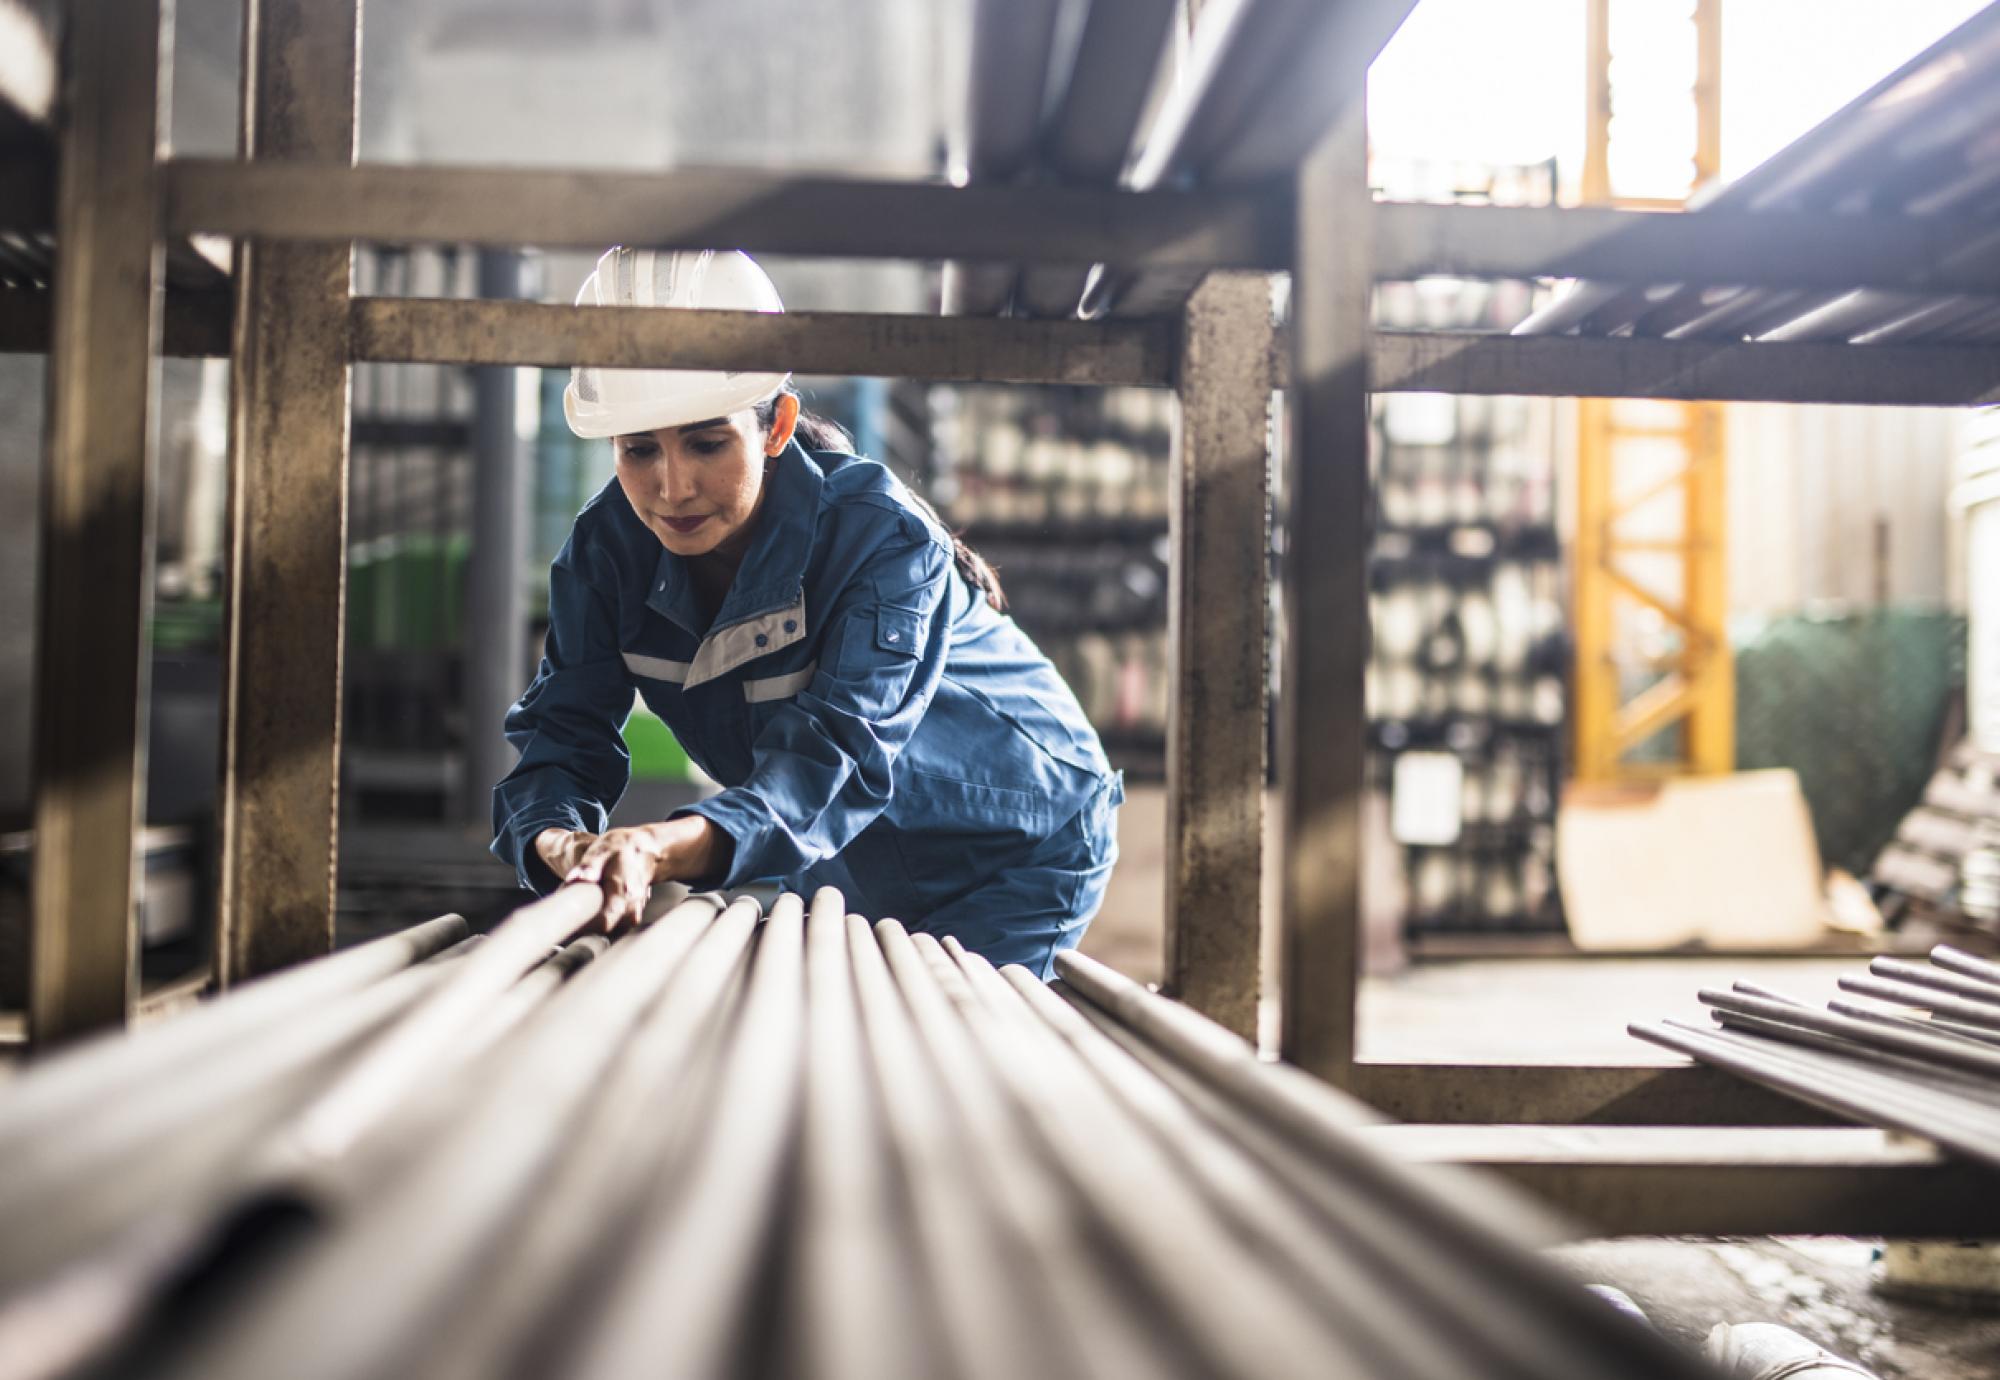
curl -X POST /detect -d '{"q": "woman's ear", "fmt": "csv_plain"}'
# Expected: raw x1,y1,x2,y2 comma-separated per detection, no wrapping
764,392,801,456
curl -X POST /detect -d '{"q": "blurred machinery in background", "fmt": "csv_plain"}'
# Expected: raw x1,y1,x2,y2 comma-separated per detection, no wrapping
1368,161,1568,937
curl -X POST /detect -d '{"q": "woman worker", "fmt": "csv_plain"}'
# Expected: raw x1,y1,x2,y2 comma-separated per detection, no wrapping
491,248,1122,977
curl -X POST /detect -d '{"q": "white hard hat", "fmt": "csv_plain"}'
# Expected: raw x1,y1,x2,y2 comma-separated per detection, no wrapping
562,247,789,439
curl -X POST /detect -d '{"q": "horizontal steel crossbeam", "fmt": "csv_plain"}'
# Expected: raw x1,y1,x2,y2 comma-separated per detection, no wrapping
1367,1125,2000,1237
349,297,1177,386
161,158,1293,269
1370,330,2000,407
1375,202,2000,294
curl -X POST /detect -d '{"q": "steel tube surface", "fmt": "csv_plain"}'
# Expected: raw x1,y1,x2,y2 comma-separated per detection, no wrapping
1638,945,2000,1173
164,160,1290,270
5,884,1736,1379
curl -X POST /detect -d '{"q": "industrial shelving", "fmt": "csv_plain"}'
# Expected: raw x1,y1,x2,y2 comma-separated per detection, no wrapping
9,0,2000,1239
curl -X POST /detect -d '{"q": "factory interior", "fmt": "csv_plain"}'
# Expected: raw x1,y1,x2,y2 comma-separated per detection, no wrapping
7,0,2000,1375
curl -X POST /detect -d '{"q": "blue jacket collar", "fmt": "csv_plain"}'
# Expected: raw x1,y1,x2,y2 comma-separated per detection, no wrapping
644,440,824,638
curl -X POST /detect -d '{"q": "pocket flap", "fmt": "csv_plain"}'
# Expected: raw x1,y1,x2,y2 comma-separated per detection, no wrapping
875,605,924,658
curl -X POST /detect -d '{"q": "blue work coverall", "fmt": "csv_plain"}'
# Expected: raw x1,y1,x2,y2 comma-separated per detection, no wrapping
491,441,1123,977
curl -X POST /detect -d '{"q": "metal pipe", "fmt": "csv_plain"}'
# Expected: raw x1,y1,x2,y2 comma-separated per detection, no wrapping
0,912,465,1156
941,0,1067,317
1017,0,1181,319
0,959,445,1300
1054,950,1706,1379
281,883,604,1165
899,929,1372,1379
569,896,807,1380
150,893,731,1380
415,897,763,1380
1868,954,2000,1008
986,950,1516,1380
858,920,1173,1380
1836,973,2000,1031
1634,1018,2000,1171
1054,983,1694,1379
1699,986,2000,1079
1521,4,2000,342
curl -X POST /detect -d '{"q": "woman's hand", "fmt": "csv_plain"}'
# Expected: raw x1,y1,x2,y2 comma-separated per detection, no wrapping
533,818,728,932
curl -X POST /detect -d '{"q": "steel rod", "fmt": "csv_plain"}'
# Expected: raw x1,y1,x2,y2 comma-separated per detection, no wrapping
414,898,763,1380
1837,973,2000,1031
569,897,807,1380
1930,944,2000,989
150,893,730,1380
0,913,464,1155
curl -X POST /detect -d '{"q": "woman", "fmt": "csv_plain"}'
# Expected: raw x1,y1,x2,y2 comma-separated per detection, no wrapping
491,247,1122,977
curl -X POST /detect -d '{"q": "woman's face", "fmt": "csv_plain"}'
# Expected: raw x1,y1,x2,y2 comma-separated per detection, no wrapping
614,396,796,559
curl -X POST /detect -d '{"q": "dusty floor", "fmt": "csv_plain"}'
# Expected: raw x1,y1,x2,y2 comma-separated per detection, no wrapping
1553,1238,2000,1380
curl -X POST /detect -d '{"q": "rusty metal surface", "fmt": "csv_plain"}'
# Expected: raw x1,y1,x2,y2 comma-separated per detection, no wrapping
1278,103,1370,1084
215,0,359,985
1348,1060,1843,1127
1368,329,2000,407
348,296,1178,385
163,158,1292,271
28,0,168,1043
1163,273,1271,1039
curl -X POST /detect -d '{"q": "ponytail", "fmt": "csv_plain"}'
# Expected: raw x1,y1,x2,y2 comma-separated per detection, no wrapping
757,390,1007,612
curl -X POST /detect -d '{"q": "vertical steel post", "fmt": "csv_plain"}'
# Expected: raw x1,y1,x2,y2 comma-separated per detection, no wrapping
1166,272,1272,1041
464,252,530,827
29,0,170,1042
216,0,359,984
1279,95,1371,1083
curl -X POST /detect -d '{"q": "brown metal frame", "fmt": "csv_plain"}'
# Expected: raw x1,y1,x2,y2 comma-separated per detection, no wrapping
15,0,1999,1232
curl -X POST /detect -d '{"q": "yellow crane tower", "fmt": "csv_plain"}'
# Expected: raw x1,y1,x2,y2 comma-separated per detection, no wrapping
1572,0,1732,781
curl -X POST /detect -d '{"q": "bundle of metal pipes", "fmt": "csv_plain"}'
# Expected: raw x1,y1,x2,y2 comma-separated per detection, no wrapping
1633,945,2000,1170
1519,3,2000,345
942,0,1419,319
0,886,1719,1380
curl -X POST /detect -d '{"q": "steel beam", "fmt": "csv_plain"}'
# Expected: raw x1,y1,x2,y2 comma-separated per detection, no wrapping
1164,273,1271,1040
1368,330,2000,407
349,297,1176,386
215,0,359,985
1368,1125,2000,1238
16,295,2000,411
1347,1061,1841,1127
162,159,1292,270
1278,100,1369,1083
0,288,231,358
1374,203,2000,294
28,0,168,1043
463,254,529,829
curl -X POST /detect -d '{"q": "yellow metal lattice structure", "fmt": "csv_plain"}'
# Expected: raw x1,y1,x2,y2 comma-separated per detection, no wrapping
1572,0,1732,781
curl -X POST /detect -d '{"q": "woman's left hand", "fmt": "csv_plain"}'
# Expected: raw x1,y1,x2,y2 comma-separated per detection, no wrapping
554,817,728,932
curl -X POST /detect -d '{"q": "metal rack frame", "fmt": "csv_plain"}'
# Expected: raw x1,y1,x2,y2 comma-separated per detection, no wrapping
9,0,1999,1235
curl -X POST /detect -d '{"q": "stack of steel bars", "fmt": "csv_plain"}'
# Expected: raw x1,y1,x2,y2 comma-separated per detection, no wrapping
1633,945,2000,1169
1518,3,2000,345
0,886,1719,1380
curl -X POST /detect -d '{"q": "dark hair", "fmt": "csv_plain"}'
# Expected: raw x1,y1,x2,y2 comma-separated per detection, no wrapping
757,391,1006,611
